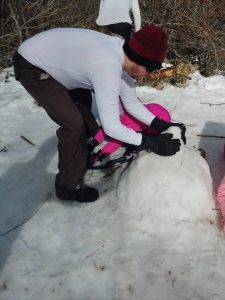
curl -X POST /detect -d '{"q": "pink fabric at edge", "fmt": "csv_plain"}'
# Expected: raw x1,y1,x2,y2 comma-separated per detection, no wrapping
216,176,225,230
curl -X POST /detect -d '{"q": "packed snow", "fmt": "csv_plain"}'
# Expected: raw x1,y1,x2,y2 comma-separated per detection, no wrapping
1,68,225,300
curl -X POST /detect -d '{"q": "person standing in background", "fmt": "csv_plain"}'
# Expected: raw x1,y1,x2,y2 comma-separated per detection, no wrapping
96,0,141,40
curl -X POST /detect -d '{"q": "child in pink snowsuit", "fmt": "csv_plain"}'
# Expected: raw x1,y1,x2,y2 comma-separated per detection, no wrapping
92,102,171,158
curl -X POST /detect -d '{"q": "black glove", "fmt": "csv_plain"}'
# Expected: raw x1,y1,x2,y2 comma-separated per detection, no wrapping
150,117,171,133
141,133,181,156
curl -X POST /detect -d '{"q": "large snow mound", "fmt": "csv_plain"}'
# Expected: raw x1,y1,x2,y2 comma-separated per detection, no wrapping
117,127,217,233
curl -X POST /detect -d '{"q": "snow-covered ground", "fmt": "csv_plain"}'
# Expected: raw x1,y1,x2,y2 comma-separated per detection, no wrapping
1,68,225,300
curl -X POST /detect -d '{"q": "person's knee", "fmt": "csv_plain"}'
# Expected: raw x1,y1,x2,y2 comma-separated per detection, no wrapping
69,116,85,133
58,113,85,135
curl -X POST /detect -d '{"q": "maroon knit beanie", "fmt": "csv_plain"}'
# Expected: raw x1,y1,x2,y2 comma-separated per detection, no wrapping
123,24,168,71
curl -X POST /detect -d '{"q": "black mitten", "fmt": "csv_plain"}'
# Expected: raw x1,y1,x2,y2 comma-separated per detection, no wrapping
141,133,181,156
150,117,171,133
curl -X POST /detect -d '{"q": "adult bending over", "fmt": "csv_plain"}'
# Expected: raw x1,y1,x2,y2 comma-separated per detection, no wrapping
13,25,181,202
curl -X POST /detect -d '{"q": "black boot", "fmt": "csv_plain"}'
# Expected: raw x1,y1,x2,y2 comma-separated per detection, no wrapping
55,183,99,202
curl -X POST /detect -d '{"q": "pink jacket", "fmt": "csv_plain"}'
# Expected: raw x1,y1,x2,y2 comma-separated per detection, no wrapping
93,102,171,156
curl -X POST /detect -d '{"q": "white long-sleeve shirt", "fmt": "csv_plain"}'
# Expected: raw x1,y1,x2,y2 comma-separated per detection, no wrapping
96,0,141,32
18,28,154,145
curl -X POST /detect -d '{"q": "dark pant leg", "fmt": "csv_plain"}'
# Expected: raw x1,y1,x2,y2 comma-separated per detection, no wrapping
107,23,133,40
13,53,86,188
68,89,100,137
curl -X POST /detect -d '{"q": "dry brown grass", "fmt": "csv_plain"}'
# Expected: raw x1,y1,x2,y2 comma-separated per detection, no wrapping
0,0,98,70
136,62,195,89
1,0,225,77
140,0,225,76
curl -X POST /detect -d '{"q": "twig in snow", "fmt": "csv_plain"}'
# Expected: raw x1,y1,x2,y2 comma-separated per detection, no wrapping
20,135,36,146
172,278,176,288
197,134,225,139
200,102,225,106
85,243,105,259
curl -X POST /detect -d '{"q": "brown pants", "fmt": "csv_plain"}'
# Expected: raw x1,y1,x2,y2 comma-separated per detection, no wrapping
13,52,97,188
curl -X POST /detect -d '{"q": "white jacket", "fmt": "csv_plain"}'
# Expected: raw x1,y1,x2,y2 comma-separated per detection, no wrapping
18,28,154,145
96,0,141,32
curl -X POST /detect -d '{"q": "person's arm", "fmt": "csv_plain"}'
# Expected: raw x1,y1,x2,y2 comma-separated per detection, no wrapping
120,71,155,125
131,0,141,31
85,60,142,145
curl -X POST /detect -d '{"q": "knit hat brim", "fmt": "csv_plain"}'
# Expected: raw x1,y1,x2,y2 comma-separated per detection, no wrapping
123,41,162,72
